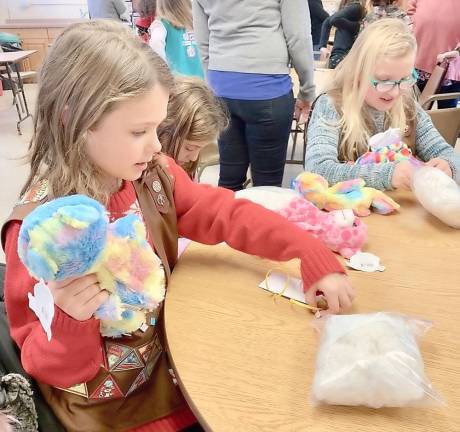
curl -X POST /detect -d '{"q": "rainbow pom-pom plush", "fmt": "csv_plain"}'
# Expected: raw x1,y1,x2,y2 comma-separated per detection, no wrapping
356,128,422,167
18,195,165,337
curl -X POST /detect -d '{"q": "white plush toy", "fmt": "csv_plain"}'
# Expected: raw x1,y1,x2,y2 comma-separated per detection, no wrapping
311,312,442,408
412,166,460,228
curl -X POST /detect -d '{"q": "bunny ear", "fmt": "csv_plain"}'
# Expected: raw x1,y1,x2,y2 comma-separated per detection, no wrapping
56,204,101,229
110,214,145,240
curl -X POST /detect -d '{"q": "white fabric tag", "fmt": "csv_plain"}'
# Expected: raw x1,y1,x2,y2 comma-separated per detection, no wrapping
347,252,385,272
28,279,55,341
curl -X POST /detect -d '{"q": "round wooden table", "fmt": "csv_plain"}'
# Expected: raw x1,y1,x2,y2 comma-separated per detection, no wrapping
165,191,460,432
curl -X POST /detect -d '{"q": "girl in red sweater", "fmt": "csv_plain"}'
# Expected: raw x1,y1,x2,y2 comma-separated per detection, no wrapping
2,20,354,432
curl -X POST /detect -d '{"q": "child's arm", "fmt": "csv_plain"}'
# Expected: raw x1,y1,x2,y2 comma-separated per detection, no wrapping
192,0,210,75
414,103,460,181
149,19,167,61
329,4,363,34
304,95,396,190
167,159,345,291
281,0,316,103
3,221,103,388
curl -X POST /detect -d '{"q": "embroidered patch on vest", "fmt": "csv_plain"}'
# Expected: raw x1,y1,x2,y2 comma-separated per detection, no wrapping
18,179,48,204
90,375,124,400
56,382,88,398
113,351,144,371
126,370,148,396
106,342,132,370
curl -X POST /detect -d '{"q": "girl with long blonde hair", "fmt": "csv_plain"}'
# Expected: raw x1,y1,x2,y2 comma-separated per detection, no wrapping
305,18,460,190
2,19,355,432
149,0,204,78
159,76,228,178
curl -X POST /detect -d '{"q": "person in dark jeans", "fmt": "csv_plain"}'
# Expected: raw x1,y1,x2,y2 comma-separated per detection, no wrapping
308,0,329,50
319,0,365,69
218,93,294,190
193,0,316,191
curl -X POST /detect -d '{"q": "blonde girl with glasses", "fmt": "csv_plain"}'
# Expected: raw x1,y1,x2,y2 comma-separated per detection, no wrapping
305,18,460,191
2,20,354,432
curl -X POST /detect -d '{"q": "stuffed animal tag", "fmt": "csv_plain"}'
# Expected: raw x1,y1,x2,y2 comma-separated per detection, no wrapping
347,252,385,272
28,279,54,341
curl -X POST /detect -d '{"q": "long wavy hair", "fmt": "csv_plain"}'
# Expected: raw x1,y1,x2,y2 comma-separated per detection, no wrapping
22,19,173,204
156,0,193,30
158,76,228,178
325,18,417,161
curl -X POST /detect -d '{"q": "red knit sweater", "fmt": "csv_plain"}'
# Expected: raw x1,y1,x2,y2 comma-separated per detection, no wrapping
3,157,344,431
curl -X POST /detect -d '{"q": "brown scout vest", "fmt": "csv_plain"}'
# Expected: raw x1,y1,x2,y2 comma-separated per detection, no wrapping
1,164,187,432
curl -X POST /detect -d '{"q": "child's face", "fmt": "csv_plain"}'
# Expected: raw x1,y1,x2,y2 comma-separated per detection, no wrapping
364,52,416,112
177,139,211,166
86,84,169,188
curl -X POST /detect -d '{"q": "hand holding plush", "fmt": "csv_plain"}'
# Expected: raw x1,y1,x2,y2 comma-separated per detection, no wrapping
18,195,165,337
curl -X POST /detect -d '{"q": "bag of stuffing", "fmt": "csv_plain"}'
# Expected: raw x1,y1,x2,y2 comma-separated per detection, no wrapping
311,312,444,408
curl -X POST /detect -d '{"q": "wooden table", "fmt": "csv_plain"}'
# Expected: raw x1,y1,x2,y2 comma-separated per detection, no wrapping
165,191,460,432
0,50,37,134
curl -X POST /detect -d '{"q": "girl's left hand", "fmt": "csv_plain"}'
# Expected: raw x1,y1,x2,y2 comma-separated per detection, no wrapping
437,50,459,64
425,158,452,177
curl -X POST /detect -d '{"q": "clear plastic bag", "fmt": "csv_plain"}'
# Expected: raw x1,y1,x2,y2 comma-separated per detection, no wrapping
412,166,460,229
311,312,445,408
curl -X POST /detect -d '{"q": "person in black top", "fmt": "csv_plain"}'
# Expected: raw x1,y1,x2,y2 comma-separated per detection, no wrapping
308,0,329,50
319,0,365,69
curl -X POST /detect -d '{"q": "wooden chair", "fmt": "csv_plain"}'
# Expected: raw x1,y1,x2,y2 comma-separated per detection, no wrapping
286,116,307,165
422,92,460,146
197,142,220,181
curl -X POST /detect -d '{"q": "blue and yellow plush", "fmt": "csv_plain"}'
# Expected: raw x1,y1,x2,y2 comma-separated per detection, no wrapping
18,195,165,337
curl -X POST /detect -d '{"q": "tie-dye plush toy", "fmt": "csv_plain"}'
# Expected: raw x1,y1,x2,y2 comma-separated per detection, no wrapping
236,187,367,258
292,172,400,217
356,128,422,167
17,195,165,337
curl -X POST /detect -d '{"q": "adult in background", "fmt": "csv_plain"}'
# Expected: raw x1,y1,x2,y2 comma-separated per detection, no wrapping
87,0,128,21
319,0,366,69
193,0,315,191
309,0,330,50
409,0,460,109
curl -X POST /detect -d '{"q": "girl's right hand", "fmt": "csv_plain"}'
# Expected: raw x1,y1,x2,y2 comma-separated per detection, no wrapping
48,274,109,321
305,273,355,315
391,161,413,190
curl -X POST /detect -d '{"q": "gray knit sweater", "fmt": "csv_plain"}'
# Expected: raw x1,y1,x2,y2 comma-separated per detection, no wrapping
192,0,316,101
305,94,460,190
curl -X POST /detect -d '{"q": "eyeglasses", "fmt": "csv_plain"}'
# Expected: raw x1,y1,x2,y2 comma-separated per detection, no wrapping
370,69,419,93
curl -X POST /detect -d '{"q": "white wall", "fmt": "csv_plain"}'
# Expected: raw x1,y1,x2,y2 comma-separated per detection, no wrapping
0,0,89,24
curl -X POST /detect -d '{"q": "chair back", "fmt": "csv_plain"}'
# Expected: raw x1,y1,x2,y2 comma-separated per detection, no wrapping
422,92,460,146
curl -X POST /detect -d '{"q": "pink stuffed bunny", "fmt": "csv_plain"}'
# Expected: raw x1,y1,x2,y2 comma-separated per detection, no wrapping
236,187,367,258
277,196,367,258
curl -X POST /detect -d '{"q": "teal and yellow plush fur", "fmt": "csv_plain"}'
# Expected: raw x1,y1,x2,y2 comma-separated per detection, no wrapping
292,172,400,217
18,195,165,337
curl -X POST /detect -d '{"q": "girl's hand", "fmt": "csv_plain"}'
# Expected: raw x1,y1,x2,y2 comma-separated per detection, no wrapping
305,273,355,315
294,99,312,125
391,161,414,190
425,158,453,178
48,274,109,321
437,50,459,64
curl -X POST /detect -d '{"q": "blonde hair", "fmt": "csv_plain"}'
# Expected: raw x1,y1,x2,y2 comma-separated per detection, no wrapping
325,18,417,161
22,20,173,204
158,76,228,178
156,0,193,30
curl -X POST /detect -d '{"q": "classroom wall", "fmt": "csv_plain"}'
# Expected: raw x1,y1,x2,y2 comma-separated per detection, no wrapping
0,0,88,24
